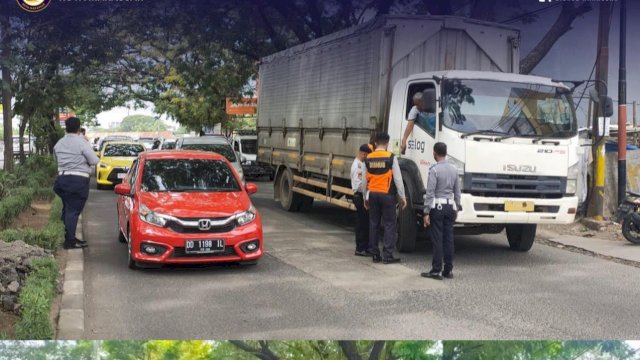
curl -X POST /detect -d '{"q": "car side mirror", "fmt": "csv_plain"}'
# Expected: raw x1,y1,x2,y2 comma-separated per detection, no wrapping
422,88,437,113
600,96,614,117
245,182,258,195
114,183,132,196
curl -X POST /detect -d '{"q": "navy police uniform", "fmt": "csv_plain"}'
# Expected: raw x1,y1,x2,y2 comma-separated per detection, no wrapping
424,160,461,276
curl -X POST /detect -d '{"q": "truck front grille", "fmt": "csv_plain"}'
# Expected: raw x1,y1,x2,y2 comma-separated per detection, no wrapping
464,173,565,199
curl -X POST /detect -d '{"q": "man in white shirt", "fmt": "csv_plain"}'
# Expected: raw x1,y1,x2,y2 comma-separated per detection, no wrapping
351,143,372,256
400,92,424,154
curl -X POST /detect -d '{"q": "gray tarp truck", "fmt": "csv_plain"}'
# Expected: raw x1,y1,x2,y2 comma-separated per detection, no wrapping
257,15,584,252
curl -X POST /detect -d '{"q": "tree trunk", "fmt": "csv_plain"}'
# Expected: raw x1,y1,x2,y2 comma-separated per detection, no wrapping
338,341,362,360
0,15,13,172
520,3,592,74
18,119,26,164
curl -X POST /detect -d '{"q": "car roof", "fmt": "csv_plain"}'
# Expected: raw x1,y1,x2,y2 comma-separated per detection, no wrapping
140,150,227,161
103,141,146,147
179,136,230,144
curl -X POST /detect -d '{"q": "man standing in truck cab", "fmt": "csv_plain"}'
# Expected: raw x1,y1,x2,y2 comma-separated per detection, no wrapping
422,142,461,280
363,132,407,264
351,144,373,256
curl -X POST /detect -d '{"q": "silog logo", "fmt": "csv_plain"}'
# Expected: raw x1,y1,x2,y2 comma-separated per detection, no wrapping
407,139,426,154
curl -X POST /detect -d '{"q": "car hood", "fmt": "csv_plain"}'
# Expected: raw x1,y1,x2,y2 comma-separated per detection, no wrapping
101,157,136,167
138,191,251,218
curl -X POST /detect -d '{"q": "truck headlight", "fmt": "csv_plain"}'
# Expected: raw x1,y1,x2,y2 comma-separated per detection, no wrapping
566,162,579,195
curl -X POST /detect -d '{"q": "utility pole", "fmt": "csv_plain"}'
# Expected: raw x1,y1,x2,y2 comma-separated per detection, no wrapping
617,0,627,206
588,2,612,220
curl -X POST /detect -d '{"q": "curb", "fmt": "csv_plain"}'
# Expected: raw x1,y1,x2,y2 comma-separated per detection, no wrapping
56,214,85,339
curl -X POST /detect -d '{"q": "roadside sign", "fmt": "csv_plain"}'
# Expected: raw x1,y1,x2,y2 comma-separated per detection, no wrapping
226,97,257,115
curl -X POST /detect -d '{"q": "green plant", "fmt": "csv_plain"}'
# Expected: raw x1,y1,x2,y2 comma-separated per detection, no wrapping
0,187,35,228
14,257,59,340
0,197,65,250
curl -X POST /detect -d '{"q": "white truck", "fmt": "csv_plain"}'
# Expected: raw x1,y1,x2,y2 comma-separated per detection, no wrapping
257,15,591,252
231,131,275,179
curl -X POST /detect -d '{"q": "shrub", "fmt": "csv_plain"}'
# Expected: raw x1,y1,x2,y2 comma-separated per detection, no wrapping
14,257,59,340
0,197,64,250
0,187,35,228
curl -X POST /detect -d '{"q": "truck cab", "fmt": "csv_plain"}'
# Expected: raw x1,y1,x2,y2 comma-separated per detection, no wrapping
232,131,275,180
389,70,581,251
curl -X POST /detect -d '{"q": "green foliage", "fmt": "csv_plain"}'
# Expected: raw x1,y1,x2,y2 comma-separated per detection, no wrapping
118,114,168,132
0,187,35,228
442,341,636,360
14,257,59,340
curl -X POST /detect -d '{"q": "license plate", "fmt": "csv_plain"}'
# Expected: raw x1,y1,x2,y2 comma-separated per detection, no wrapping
504,201,534,212
117,173,126,179
185,239,224,254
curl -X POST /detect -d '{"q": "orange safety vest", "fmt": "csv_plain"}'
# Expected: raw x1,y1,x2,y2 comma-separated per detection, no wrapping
365,150,396,194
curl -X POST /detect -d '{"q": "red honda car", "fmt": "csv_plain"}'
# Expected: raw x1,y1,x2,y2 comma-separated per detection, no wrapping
114,150,263,269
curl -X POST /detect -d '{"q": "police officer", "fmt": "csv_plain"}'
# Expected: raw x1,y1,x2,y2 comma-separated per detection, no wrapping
351,144,372,256
53,117,100,249
422,142,461,280
363,132,406,264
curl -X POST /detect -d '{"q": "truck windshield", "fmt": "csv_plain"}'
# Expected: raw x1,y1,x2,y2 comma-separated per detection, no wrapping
442,79,576,138
241,139,257,155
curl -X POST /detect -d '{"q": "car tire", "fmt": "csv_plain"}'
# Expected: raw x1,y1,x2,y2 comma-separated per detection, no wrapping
96,183,106,190
506,224,536,252
118,229,126,243
127,226,138,270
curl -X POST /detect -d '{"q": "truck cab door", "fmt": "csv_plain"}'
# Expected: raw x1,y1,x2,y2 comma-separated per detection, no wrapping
400,80,439,185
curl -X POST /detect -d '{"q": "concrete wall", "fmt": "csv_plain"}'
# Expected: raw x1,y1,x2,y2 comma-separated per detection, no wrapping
604,150,640,218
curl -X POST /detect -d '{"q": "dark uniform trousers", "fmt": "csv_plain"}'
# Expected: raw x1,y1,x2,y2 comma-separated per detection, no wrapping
429,204,456,272
54,175,90,245
368,192,397,259
353,192,369,252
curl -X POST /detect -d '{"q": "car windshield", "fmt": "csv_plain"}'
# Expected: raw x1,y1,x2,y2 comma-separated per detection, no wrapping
180,143,237,162
140,159,240,192
104,144,146,157
442,79,576,137
161,141,176,150
240,139,257,155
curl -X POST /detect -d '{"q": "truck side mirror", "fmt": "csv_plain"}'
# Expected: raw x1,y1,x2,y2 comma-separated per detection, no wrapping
600,96,614,117
423,88,437,113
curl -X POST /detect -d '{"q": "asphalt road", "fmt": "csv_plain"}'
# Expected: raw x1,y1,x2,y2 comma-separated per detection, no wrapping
83,179,640,340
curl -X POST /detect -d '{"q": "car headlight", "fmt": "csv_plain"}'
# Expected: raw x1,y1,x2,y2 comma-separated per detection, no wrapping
566,162,579,195
236,205,256,226
138,203,167,227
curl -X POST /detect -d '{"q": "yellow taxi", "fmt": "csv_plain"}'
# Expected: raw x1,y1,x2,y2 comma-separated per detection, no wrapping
96,141,146,190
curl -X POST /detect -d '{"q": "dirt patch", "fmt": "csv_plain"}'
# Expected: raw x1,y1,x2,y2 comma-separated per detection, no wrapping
11,201,52,231
0,311,18,338
539,220,626,243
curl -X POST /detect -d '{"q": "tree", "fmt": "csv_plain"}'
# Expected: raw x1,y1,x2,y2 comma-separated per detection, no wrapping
441,340,637,360
118,115,167,132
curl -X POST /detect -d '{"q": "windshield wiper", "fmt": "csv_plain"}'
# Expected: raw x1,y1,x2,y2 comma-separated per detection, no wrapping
529,130,574,144
460,129,509,139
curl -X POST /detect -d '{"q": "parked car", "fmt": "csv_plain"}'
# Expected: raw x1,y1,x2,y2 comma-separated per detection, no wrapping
161,139,176,150
96,141,146,190
114,150,263,269
97,135,134,154
175,136,244,182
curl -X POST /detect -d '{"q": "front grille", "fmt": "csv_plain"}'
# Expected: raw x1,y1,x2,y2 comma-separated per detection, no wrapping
107,168,128,182
464,173,565,199
170,246,237,258
166,218,236,234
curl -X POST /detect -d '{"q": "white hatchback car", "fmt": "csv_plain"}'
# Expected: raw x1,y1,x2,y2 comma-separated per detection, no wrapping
175,136,244,182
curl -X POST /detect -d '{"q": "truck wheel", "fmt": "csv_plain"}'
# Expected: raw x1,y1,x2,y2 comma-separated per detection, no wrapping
506,224,537,251
278,168,303,212
397,179,417,253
